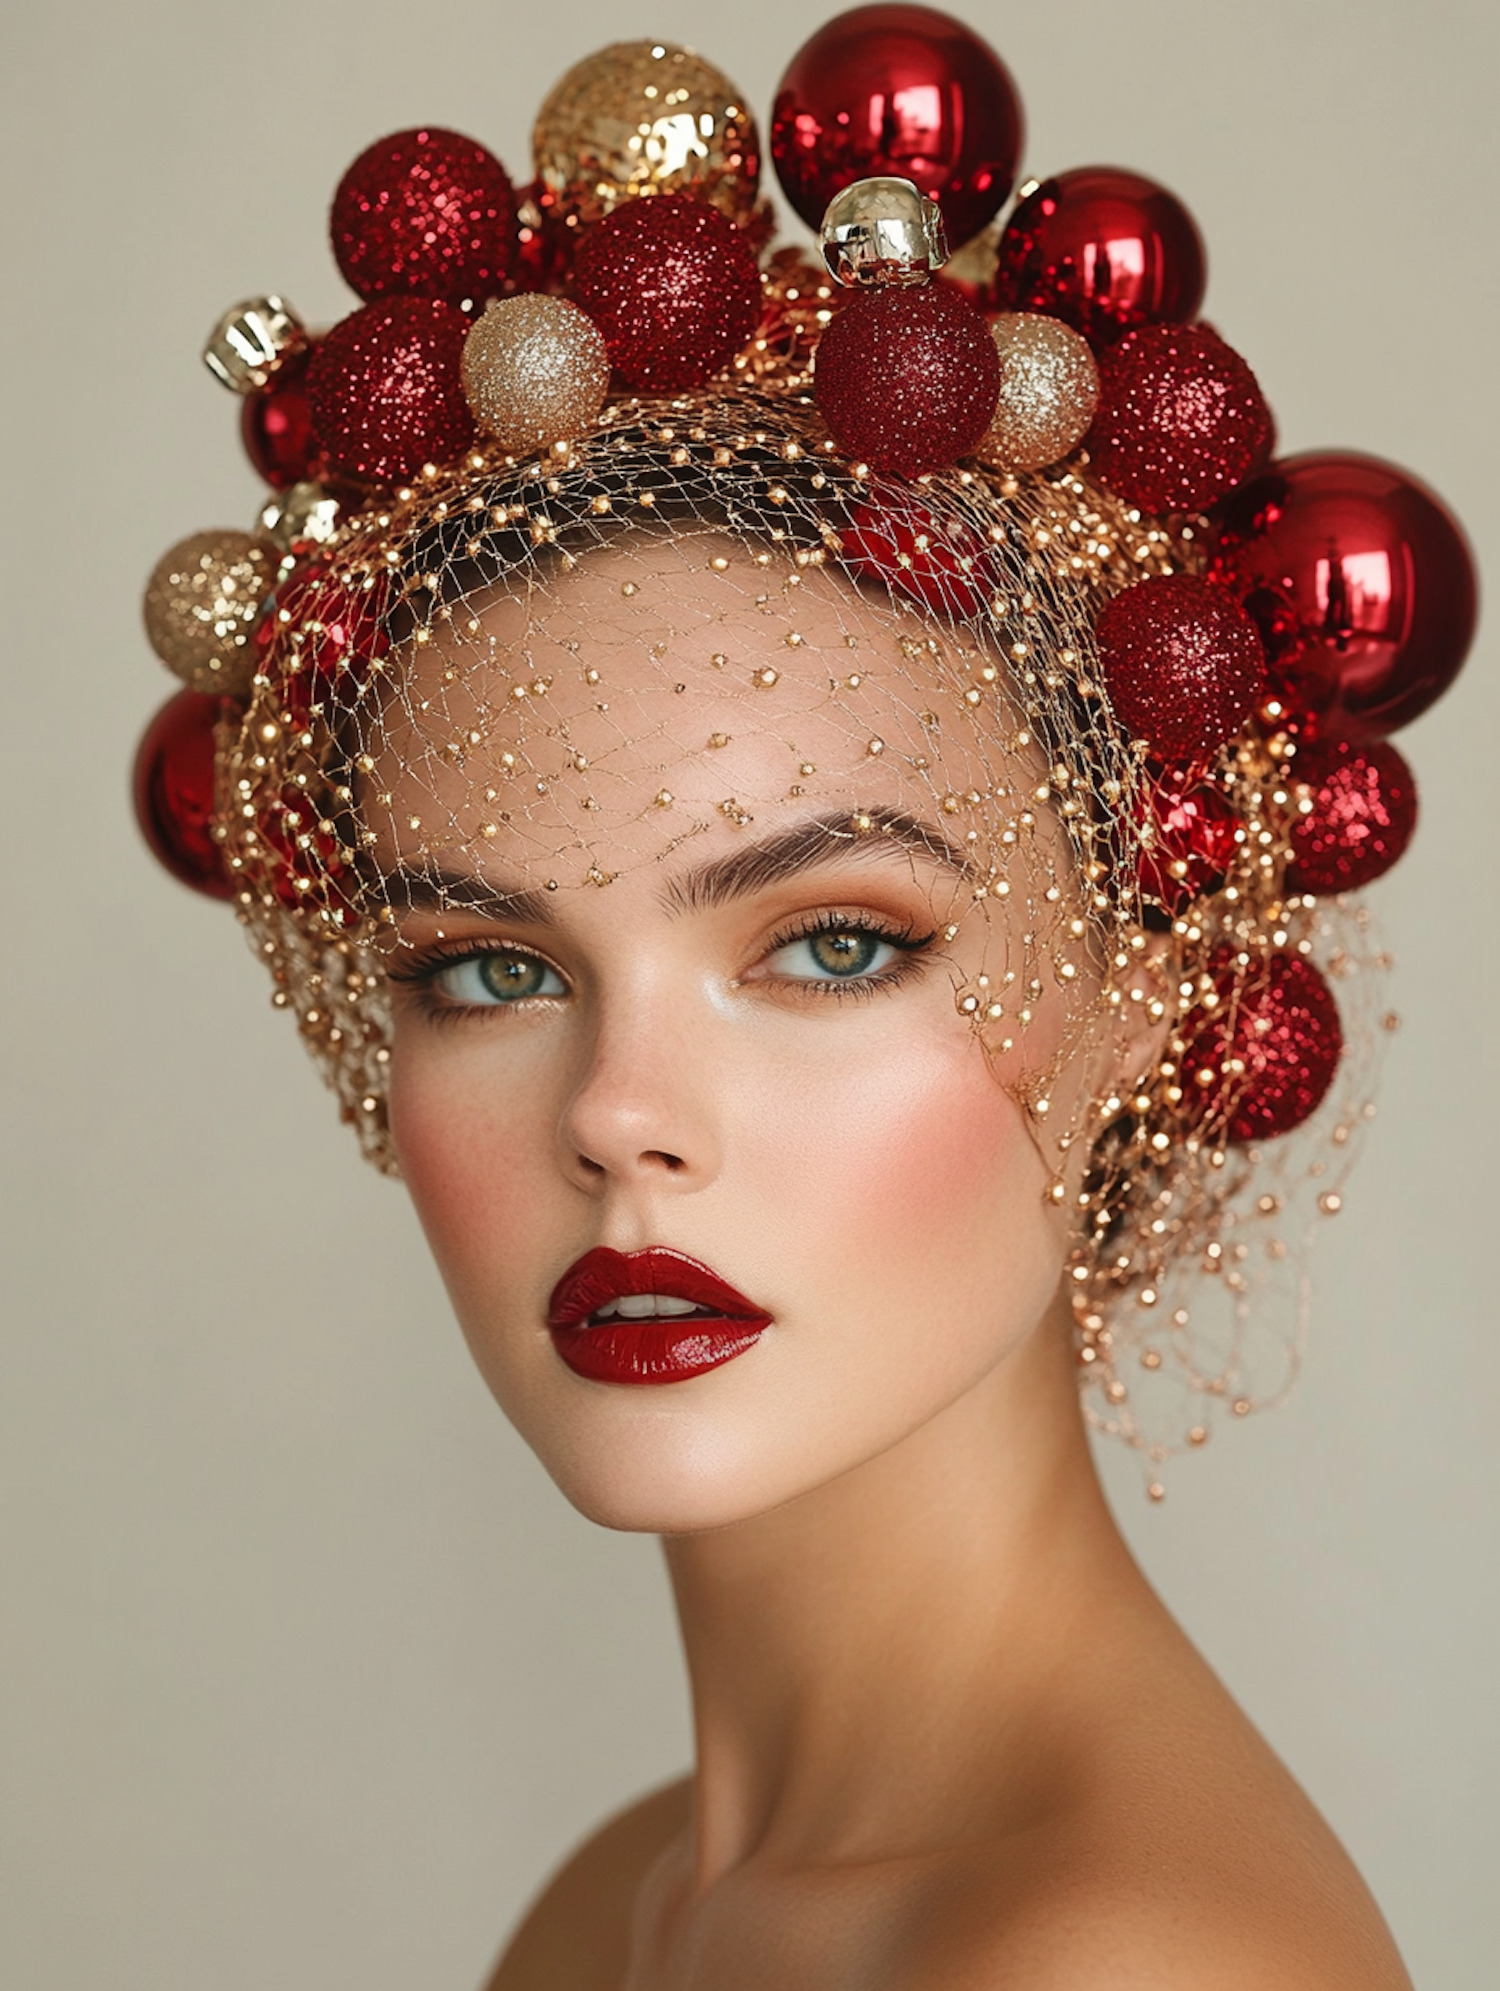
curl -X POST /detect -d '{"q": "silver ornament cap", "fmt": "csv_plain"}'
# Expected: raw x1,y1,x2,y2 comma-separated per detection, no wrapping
820,178,949,288
204,296,306,394
258,481,342,553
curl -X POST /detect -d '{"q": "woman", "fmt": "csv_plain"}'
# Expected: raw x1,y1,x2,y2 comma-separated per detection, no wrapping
130,11,1473,1984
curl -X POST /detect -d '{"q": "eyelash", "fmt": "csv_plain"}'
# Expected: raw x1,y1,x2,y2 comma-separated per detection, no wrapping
386,914,939,1018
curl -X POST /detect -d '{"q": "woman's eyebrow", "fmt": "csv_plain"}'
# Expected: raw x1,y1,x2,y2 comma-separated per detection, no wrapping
661,809,973,917
369,863,559,925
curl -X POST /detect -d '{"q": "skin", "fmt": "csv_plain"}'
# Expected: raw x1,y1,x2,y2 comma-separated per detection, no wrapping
367,537,1410,1989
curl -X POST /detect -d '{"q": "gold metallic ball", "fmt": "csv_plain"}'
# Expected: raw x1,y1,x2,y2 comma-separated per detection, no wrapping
533,40,760,228
142,529,272,697
982,313,1100,472
461,295,612,454
821,177,949,288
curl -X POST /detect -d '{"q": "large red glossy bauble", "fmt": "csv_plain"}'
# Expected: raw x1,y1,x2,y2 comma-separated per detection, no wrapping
815,281,1000,477
771,4,1023,247
993,166,1205,348
1136,764,1243,914
241,344,321,489
1208,452,1477,738
1182,950,1343,1143
1287,737,1417,893
132,688,234,899
572,194,761,392
307,298,474,483
1096,573,1265,761
1088,324,1271,513
842,492,990,618
254,565,392,688
331,127,517,306
256,783,360,919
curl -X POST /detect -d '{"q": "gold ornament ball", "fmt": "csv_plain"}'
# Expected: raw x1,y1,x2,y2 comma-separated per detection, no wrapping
982,313,1100,472
142,529,272,697
462,295,612,454
533,40,760,228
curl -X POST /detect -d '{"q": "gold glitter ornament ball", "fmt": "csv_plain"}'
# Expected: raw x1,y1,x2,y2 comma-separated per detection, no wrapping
461,295,612,453
533,40,761,229
142,529,272,698
982,312,1100,472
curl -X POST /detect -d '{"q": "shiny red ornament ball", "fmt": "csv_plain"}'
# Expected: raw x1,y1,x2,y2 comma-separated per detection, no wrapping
513,181,573,295
132,689,234,900
1096,573,1265,761
1089,324,1271,513
1182,950,1343,1143
1208,451,1477,738
771,4,1023,248
572,194,761,392
307,298,474,483
254,565,392,689
993,166,1205,348
256,784,361,920
815,282,1000,477
331,127,517,307
241,344,321,489
842,494,990,618
1287,738,1417,894
1136,764,1243,914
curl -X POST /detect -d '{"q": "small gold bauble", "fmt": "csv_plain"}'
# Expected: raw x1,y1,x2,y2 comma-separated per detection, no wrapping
203,296,305,394
142,529,272,696
461,295,611,454
982,313,1100,472
533,40,760,228
258,481,343,554
820,177,949,288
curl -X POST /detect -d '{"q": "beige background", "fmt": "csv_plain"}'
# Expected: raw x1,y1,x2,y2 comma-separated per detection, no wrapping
2,1,1496,1984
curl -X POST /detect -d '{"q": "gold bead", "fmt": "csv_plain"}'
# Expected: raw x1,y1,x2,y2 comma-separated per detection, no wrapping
820,177,948,288
981,313,1099,472
533,40,760,228
142,529,272,697
461,296,611,454
202,296,305,394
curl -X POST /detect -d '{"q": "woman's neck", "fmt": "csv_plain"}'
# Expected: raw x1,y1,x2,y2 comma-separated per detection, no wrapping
661,1295,1156,1883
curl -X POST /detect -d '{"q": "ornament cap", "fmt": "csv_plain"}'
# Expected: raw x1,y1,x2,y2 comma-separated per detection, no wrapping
258,481,343,554
204,296,307,394
821,177,949,288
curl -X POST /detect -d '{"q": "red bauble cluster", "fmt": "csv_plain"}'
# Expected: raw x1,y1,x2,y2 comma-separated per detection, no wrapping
331,126,517,306
1089,324,1271,512
771,3,1023,247
994,167,1205,348
1288,738,1417,894
572,194,762,392
815,282,999,478
1136,765,1243,914
1183,950,1343,1143
1209,451,1477,739
841,495,990,618
1096,573,1265,762
133,689,234,900
307,298,474,483
241,345,321,488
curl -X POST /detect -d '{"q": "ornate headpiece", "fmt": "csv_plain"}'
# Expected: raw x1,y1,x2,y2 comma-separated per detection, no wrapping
134,5,1476,1481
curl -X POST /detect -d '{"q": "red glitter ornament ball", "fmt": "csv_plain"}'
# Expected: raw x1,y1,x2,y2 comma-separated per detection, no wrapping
307,298,474,483
815,282,1000,478
1089,324,1271,513
1136,764,1243,915
1287,738,1417,894
1208,451,1477,738
1096,573,1265,761
993,166,1205,348
331,127,517,307
1182,950,1343,1143
771,4,1023,247
241,345,321,489
842,493,990,618
132,689,234,900
571,194,761,392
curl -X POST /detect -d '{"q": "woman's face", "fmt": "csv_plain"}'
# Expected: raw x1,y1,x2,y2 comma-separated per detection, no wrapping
370,531,1115,1532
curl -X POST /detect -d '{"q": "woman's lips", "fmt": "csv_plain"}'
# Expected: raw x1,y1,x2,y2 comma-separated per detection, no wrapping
547,1246,772,1385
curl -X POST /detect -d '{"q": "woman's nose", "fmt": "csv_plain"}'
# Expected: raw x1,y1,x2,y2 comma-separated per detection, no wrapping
558,989,721,1191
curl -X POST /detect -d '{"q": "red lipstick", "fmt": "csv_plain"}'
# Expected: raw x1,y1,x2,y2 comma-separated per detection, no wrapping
547,1247,772,1385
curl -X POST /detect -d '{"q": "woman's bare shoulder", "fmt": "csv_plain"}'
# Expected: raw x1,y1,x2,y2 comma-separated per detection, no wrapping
483,1776,690,1991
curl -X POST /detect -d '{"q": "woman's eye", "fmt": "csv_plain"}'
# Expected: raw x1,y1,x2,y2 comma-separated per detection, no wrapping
766,928,899,982
432,951,567,1005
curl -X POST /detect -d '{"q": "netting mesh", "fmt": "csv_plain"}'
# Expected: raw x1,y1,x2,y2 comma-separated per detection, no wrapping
219,387,1386,1475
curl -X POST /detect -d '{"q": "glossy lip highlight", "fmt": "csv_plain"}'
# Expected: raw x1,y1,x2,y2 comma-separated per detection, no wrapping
547,1246,773,1386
